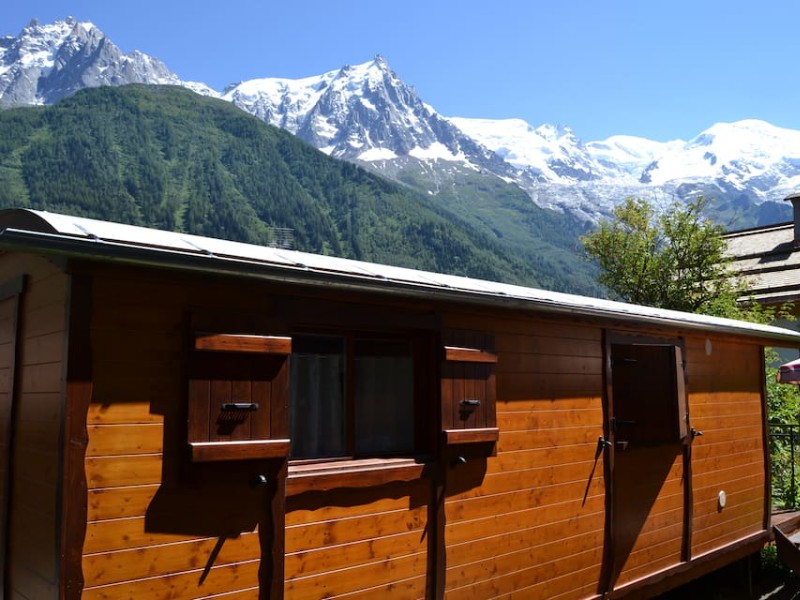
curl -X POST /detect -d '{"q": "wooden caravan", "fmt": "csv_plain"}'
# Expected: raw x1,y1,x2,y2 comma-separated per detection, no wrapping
0,208,797,599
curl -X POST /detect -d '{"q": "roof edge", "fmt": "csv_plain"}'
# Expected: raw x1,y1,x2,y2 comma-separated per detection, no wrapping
0,224,798,347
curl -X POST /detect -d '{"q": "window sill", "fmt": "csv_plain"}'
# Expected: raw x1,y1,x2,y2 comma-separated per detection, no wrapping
189,439,291,462
286,457,429,495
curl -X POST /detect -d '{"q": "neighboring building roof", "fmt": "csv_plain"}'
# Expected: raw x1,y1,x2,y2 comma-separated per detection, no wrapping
724,221,800,305
0,208,799,345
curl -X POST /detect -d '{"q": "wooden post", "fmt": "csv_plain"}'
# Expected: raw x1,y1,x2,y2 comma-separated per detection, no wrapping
60,273,93,600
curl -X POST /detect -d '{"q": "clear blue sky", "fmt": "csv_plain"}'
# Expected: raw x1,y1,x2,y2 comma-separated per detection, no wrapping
3,1,799,142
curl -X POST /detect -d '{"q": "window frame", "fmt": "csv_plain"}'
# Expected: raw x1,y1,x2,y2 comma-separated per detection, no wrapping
288,327,436,464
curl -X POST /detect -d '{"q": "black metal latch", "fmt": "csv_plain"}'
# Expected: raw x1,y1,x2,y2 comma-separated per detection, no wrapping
221,403,259,411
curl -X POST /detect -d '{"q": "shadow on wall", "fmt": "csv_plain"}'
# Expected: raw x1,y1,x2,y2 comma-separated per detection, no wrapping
600,442,683,593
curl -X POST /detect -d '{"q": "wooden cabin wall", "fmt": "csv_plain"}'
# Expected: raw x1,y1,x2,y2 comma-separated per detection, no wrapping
81,268,431,599
441,313,607,600
81,273,270,599
0,254,68,600
83,268,606,600
76,264,772,600
283,480,430,598
685,337,766,557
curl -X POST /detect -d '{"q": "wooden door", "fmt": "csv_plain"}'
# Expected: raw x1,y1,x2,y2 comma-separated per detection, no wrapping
604,339,690,591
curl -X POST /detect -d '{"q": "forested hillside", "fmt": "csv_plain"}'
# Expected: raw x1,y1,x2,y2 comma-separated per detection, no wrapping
0,85,598,293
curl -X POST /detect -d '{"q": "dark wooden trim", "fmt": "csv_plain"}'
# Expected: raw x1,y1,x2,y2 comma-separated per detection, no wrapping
429,469,446,600
345,336,356,458
674,345,689,443
443,346,497,363
760,346,772,532
261,459,286,600
680,342,693,563
60,273,93,600
443,428,499,444
599,329,615,595
0,275,24,598
190,439,291,462
194,333,291,354
681,443,693,563
286,459,427,495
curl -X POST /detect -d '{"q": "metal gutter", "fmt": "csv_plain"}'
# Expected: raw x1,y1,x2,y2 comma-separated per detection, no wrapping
1,226,799,347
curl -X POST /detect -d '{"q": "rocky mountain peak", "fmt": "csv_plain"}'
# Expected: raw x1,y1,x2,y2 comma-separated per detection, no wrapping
222,55,505,173
0,17,180,107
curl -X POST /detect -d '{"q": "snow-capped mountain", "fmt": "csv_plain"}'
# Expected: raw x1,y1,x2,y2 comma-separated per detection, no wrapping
449,118,612,181
0,18,214,107
222,55,510,176
1,17,798,226
453,116,800,221
223,58,800,223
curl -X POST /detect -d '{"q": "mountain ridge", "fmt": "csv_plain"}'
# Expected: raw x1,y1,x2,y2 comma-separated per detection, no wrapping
0,83,600,294
215,51,800,225
1,17,795,229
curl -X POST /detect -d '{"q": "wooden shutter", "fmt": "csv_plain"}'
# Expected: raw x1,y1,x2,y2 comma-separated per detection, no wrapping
188,333,291,461
610,342,688,446
441,330,499,444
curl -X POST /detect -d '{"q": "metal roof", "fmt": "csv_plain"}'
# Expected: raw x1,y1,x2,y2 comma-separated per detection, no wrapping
1,208,799,345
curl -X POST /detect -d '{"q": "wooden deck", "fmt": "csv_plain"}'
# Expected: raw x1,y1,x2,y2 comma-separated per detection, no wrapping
772,510,800,539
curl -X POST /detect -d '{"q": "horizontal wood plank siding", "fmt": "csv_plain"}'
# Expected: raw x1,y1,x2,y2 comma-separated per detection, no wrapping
0,255,68,600
442,314,606,600
81,274,279,599
686,338,767,558
284,480,429,599
68,263,774,600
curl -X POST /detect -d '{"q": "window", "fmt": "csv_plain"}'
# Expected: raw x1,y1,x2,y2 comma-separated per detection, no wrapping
289,334,419,460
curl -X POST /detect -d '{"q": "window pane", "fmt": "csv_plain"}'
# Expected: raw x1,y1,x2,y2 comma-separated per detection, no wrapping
290,336,346,458
354,339,414,455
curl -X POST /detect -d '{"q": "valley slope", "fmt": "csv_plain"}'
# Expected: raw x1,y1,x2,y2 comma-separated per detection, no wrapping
0,84,599,294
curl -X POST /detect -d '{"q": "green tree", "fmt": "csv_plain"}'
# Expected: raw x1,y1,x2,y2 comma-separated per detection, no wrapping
581,196,741,316
584,196,800,508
